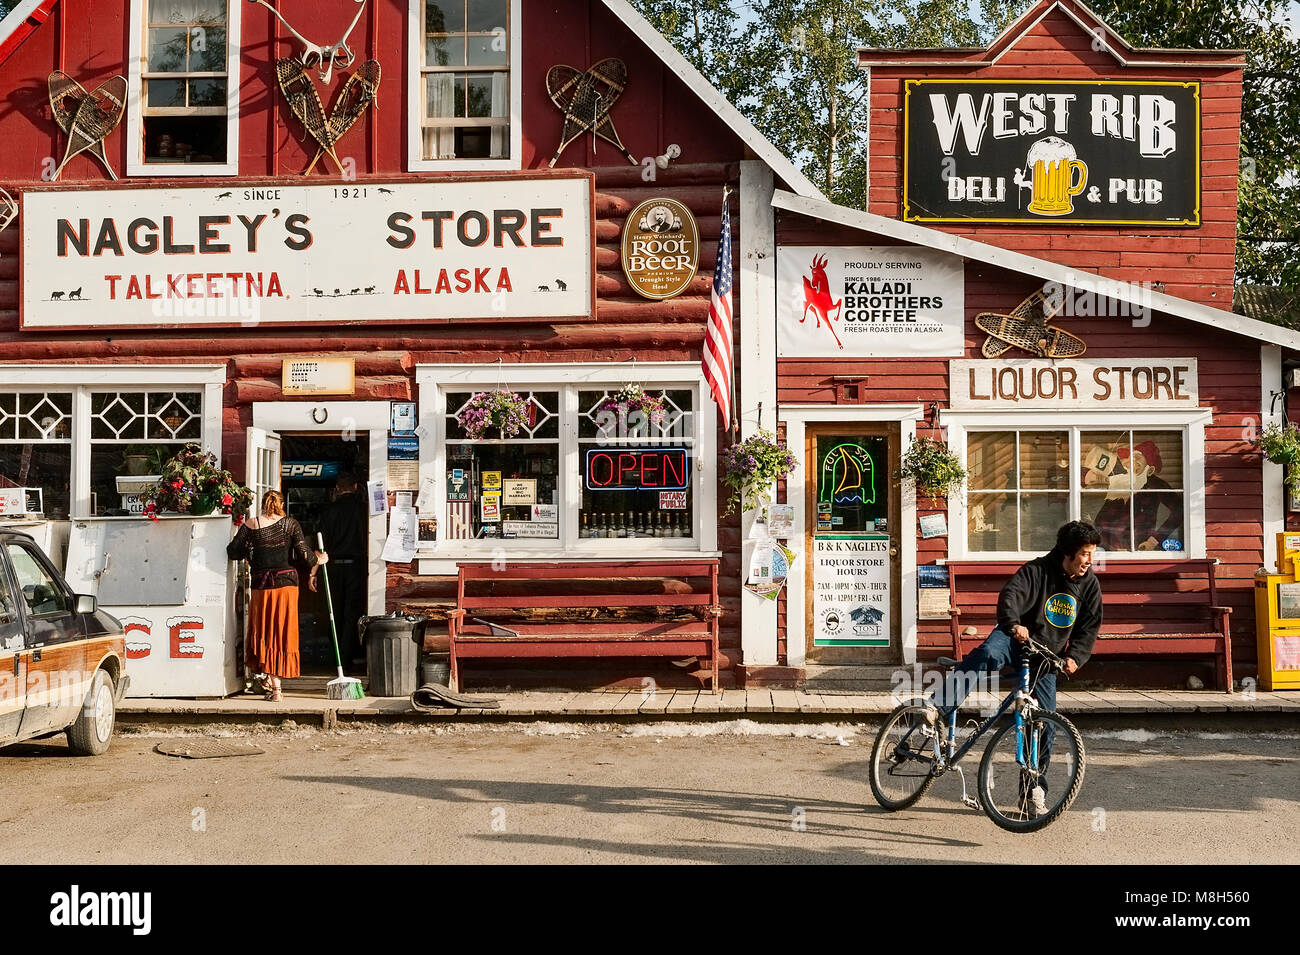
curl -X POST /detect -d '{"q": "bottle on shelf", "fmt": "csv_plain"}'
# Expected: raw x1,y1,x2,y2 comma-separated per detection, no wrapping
643,511,652,537
615,512,626,538
633,511,644,536
581,512,591,538
670,513,683,538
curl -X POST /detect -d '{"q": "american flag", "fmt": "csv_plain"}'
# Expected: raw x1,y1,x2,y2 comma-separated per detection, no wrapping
703,189,734,428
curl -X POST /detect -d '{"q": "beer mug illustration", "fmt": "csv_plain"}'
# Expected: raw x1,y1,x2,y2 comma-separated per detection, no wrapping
1023,137,1088,216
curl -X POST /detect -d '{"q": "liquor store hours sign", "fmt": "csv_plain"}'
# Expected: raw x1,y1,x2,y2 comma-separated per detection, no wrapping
20,175,593,329
903,80,1200,226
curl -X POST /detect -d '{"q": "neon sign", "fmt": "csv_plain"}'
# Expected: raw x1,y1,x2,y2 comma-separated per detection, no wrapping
585,448,689,491
820,443,876,506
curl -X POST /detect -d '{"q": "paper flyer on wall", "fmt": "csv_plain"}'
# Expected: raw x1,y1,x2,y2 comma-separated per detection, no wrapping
381,506,418,563
745,541,797,600
414,476,437,512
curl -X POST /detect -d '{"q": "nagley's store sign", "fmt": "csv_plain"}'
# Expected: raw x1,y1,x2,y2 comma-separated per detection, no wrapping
951,358,1199,410
19,175,594,329
904,80,1200,226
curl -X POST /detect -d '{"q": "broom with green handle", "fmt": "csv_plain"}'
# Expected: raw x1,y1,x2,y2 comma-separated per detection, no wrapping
318,532,364,700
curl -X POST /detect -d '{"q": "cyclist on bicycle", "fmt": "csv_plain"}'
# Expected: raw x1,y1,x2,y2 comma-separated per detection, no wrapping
923,520,1103,811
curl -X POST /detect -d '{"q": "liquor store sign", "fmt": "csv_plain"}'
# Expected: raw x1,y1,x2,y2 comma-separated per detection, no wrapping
951,357,1199,410
903,80,1200,225
20,175,593,329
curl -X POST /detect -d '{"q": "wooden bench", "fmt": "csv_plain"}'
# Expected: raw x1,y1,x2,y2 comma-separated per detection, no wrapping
944,559,1233,691
447,560,721,692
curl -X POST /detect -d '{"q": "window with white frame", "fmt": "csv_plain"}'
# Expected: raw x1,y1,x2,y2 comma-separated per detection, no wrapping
419,365,716,561
0,370,222,521
129,0,240,175
0,393,73,520
964,426,1188,556
410,0,519,169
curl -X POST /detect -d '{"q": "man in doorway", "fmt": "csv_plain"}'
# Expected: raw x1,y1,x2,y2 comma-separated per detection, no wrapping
316,472,368,673
924,520,1103,814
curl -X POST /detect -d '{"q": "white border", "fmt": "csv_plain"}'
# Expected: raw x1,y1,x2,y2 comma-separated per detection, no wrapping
940,408,1212,561
0,0,51,51
738,160,778,667
251,400,388,617
126,0,241,177
406,0,522,173
1262,344,1284,571
779,404,924,667
414,362,718,576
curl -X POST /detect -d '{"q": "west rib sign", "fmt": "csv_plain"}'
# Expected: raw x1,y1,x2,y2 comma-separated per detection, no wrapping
903,80,1200,226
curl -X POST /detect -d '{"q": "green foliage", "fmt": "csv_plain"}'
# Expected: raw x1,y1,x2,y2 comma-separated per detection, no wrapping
721,429,799,514
1255,421,1300,495
139,443,253,519
897,435,966,501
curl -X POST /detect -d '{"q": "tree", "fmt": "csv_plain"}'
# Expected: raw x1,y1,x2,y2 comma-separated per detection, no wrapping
1086,0,1300,290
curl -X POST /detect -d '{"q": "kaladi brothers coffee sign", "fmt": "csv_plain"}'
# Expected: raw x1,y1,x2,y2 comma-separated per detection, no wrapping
903,80,1200,225
777,246,964,357
20,175,593,329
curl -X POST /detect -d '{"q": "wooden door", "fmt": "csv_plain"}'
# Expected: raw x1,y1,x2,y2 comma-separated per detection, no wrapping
804,423,902,665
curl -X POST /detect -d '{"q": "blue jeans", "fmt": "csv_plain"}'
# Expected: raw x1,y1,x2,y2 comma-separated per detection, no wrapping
930,628,1059,793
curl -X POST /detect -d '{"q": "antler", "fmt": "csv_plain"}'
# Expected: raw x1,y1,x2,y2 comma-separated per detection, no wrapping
248,0,365,84
812,253,827,270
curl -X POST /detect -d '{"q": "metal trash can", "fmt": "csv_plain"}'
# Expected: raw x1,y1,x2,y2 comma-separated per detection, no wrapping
420,653,450,687
361,614,421,697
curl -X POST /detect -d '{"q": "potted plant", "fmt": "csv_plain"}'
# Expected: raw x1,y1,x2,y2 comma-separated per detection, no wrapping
120,444,170,476
138,443,254,521
1255,421,1300,496
598,384,667,432
721,429,798,515
455,390,530,440
897,434,967,504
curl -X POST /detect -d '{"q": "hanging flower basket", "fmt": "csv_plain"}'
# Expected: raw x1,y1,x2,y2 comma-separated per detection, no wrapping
598,384,667,433
138,443,254,523
721,429,798,516
1255,421,1300,496
456,390,530,440
897,435,966,503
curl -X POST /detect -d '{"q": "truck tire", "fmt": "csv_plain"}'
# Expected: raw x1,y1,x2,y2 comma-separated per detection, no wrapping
67,669,116,756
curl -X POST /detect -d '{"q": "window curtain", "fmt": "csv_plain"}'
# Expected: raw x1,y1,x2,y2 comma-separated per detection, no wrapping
424,74,455,159
490,71,508,158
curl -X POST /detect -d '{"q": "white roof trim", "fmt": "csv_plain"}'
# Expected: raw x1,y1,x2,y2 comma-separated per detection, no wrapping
0,0,51,50
772,189,1300,352
598,0,825,200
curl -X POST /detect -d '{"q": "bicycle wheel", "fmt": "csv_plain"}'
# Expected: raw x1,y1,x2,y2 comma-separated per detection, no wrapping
869,700,939,811
976,709,1085,833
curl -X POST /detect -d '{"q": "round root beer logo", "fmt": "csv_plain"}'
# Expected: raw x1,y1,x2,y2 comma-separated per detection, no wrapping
621,197,699,300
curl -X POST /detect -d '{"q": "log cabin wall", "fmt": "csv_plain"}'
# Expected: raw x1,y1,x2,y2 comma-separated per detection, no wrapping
0,0,762,687
775,210,1268,676
862,0,1245,309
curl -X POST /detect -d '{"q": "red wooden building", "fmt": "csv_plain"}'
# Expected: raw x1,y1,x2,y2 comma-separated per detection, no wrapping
0,0,1292,694
757,0,1296,690
0,0,820,691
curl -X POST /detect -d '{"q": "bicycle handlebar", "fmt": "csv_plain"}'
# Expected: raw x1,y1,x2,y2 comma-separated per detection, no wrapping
1022,636,1069,672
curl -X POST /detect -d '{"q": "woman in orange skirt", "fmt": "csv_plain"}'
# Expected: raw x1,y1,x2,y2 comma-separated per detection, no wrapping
227,490,327,701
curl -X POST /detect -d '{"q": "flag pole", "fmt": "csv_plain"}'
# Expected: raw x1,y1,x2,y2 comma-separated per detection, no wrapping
723,184,739,441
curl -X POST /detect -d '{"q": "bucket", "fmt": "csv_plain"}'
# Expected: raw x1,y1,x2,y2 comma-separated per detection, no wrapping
420,653,450,687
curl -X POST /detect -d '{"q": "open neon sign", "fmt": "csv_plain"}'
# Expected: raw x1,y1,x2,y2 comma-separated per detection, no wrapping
585,448,689,491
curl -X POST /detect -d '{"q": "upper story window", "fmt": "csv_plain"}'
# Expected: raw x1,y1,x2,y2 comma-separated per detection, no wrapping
128,0,241,176
408,0,520,171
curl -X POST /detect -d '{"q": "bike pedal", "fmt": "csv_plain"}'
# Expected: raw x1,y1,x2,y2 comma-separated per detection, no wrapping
961,796,980,810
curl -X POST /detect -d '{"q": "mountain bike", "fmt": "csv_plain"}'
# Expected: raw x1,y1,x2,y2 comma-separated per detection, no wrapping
869,636,1086,833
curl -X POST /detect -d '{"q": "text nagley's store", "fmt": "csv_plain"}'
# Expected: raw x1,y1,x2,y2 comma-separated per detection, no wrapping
0,0,828,694
752,0,1300,689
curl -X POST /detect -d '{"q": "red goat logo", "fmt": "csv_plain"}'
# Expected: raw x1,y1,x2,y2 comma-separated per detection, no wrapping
801,254,843,348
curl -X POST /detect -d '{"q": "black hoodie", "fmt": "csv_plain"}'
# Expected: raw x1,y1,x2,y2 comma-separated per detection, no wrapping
996,550,1103,668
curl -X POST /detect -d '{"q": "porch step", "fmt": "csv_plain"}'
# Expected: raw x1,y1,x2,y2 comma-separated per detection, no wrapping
801,664,903,692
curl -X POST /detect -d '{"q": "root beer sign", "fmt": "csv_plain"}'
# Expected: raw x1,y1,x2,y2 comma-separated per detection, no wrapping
904,80,1200,226
20,174,594,328
620,197,699,300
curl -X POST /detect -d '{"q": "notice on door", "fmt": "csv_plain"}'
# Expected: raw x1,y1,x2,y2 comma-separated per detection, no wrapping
812,535,890,647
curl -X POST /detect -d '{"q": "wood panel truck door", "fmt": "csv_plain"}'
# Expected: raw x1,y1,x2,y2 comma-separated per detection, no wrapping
8,542,87,737
0,550,27,743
